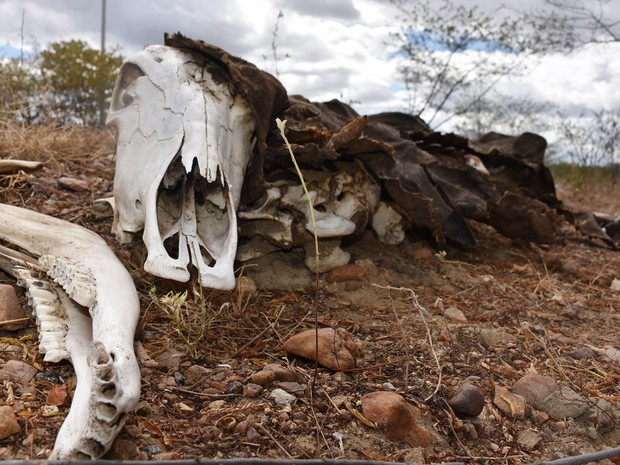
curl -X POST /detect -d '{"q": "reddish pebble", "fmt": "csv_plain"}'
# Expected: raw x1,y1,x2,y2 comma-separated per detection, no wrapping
325,264,367,283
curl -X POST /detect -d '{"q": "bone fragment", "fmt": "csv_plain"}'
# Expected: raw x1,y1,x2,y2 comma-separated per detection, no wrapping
0,203,140,459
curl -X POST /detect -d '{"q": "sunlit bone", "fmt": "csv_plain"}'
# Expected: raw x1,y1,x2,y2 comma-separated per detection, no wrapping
0,203,140,459
107,45,255,290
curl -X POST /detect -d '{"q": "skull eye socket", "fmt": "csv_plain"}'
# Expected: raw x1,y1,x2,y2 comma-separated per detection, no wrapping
111,63,145,111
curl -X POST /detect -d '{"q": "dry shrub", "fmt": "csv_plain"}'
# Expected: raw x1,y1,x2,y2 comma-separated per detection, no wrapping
0,121,115,172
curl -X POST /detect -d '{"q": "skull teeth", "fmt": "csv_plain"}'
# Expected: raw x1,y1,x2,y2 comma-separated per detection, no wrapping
39,255,96,308
13,266,70,363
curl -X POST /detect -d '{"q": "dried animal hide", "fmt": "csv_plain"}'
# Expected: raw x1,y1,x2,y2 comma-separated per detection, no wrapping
0,203,140,459
111,34,614,284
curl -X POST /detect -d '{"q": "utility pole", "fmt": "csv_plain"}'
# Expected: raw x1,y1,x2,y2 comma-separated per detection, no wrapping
101,0,106,52
98,0,107,126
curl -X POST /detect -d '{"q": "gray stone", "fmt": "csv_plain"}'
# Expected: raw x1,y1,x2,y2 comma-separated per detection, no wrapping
604,347,620,363
448,383,485,417
270,388,297,407
478,328,517,348
517,429,541,450
539,386,589,420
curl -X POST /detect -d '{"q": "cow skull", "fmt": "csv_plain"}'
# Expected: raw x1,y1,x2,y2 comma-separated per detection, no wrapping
0,203,140,459
107,45,255,290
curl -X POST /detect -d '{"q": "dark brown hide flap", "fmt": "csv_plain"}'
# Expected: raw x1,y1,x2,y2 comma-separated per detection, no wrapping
160,34,611,249
487,192,560,243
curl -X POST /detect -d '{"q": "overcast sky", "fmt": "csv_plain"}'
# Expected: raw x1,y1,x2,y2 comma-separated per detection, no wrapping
0,0,619,142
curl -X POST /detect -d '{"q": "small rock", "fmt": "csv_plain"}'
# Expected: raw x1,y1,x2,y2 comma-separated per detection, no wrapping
0,360,37,383
57,176,90,192
270,388,297,407
539,387,590,419
494,385,526,419
549,333,574,345
104,438,148,460
478,328,517,348
561,303,584,319
276,381,306,397
448,383,485,417
34,371,63,384
325,264,367,283
0,284,28,330
208,399,226,410
604,347,620,363
235,419,251,434
411,244,434,260
444,306,468,324
155,348,185,371
246,426,261,441
263,363,297,382
517,429,542,450
0,405,20,440
361,391,436,447
570,347,595,360
251,370,277,385
512,373,559,409
226,380,244,395
283,327,360,371
512,374,588,419
610,278,620,292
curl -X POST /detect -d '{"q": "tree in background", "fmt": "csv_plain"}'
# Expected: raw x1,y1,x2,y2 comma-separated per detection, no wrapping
0,56,42,121
39,39,122,126
392,0,620,170
391,0,549,132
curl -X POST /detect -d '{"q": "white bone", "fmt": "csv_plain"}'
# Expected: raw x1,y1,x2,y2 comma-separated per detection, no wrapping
107,45,255,290
0,203,140,459
303,238,350,273
372,201,406,245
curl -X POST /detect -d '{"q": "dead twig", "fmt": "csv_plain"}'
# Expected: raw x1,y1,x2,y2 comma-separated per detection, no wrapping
373,284,442,402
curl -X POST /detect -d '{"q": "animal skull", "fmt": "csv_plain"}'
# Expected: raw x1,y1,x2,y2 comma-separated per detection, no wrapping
0,203,140,459
107,45,255,290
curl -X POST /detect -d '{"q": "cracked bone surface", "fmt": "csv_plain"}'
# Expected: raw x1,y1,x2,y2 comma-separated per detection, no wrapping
107,45,255,290
0,203,140,459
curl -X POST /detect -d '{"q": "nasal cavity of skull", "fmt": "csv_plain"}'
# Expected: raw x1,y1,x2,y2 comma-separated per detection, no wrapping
111,63,145,111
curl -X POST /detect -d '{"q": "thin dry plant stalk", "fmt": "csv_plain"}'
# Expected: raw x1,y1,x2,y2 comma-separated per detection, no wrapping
373,283,443,401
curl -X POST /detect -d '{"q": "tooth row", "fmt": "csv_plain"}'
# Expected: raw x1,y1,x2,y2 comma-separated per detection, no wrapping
14,265,70,363
39,255,96,308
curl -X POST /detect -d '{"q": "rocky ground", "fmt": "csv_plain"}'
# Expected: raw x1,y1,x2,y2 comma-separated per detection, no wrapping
0,126,619,462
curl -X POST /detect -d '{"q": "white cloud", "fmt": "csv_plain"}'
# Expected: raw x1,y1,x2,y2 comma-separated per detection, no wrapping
0,0,618,144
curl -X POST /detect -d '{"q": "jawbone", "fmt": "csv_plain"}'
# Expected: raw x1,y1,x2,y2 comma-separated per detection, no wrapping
0,203,140,459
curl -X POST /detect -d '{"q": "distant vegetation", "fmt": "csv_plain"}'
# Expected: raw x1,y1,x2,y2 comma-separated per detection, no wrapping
0,39,122,126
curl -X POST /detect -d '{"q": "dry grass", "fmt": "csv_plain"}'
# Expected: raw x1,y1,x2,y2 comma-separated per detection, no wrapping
0,121,115,173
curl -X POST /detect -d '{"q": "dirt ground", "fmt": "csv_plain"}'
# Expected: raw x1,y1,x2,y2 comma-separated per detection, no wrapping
0,126,619,462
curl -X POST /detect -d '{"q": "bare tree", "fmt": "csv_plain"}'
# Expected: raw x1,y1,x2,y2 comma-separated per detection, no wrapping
391,0,545,130
555,109,620,167
525,0,620,51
